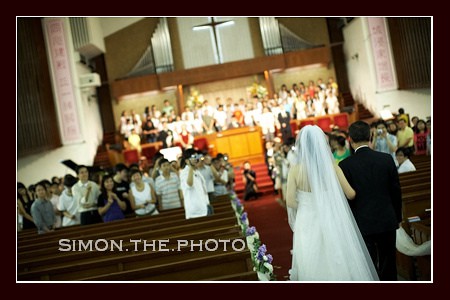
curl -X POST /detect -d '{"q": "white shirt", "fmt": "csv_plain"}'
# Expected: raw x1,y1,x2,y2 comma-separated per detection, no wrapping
57,189,80,227
397,159,416,174
130,182,158,216
214,110,228,128
50,194,61,228
197,165,215,193
180,167,209,219
72,180,100,213
259,112,275,134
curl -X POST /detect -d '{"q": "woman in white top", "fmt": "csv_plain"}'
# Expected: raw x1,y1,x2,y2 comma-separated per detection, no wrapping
129,169,159,216
396,147,416,174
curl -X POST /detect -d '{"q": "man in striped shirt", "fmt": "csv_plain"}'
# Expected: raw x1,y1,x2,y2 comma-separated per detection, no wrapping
155,159,183,210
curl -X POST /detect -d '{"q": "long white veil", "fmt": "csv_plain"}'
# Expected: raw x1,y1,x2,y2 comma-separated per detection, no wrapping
288,125,379,281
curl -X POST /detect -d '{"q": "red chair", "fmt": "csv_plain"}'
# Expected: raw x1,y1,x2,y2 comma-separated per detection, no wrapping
316,116,333,132
299,119,315,129
333,113,349,130
141,145,158,161
290,121,299,136
123,149,139,165
193,137,209,153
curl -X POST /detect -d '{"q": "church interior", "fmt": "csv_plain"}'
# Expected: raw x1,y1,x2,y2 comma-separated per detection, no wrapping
17,17,431,282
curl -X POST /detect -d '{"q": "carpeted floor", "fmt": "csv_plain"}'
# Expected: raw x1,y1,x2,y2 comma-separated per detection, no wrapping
242,193,293,281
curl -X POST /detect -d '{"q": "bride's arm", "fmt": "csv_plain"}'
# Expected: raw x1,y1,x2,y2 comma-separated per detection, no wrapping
334,164,356,200
286,165,299,231
286,165,298,209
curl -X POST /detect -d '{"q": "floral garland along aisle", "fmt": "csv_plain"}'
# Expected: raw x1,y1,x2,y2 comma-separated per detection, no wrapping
230,192,276,281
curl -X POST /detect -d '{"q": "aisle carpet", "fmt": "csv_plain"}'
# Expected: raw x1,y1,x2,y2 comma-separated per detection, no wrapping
242,194,293,281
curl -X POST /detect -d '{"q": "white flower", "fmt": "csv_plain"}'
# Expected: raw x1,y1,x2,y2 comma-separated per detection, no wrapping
263,255,268,261
263,262,274,273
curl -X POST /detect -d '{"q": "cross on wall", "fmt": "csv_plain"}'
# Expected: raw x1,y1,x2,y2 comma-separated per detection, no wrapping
193,17,235,64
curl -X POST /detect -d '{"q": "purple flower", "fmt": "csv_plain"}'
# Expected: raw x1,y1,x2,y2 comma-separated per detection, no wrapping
246,226,256,236
266,254,273,264
240,212,248,222
257,244,267,260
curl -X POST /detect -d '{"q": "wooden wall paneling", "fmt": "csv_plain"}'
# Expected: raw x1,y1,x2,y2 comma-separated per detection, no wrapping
283,47,331,69
112,74,160,99
17,18,61,157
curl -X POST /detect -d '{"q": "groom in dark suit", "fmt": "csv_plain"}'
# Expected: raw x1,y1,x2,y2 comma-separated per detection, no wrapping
339,121,402,281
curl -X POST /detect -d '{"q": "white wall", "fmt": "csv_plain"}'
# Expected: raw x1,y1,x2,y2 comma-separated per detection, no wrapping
99,17,144,37
17,62,103,187
17,18,103,187
343,18,431,120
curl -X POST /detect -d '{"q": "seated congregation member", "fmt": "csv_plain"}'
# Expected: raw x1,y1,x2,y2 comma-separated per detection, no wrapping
142,118,158,143
396,147,416,174
128,128,141,154
180,150,212,219
57,174,80,227
129,169,159,216
97,174,127,222
30,182,55,234
72,165,102,225
155,159,183,210
178,123,194,150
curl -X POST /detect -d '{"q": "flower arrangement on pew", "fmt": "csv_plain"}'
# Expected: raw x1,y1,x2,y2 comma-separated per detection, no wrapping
245,226,260,253
231,196,243,217
254,244,275,281
229,193,275,280
239,212,250,234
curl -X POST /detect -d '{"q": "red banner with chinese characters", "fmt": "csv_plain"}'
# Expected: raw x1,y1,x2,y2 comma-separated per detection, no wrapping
44,18,82,143
367,17,397,92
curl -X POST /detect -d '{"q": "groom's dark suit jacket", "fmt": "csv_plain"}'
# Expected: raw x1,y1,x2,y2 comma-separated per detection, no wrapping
339,147,402,236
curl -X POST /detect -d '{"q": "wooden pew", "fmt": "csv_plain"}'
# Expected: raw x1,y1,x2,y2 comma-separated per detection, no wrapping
79,250,254,281
401,190,431,220
410,219,431,281
19,234,246,281
18,224,241,274
396,156,431,281
18,196,232,243
401,182,431,195
18,207,234,252
18,192,258,281
18,213,237,260
409,155,431,165
400,176,431,187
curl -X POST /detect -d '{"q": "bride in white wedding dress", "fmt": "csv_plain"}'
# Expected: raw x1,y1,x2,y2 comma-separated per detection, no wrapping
286,125,378,281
